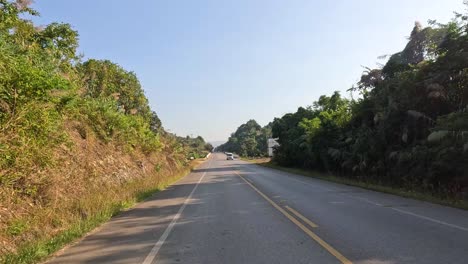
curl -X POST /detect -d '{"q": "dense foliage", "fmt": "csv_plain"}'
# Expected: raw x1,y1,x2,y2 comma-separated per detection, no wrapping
0,1,205,260
177,135,213,159
220,13,468,200
0,0,163,163
270,17,468,199
217,120,272,157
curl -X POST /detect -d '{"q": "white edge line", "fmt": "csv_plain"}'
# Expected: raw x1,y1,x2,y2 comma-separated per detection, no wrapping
391,207,468,232
347,195,383,207
142,159,212,264
349,195,467,232
243,161,468,233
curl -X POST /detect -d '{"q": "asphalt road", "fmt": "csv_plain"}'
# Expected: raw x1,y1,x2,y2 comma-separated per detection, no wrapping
48,153,468,264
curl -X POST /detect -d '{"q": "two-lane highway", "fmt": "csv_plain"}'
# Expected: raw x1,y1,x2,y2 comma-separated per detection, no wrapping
48,153,468,264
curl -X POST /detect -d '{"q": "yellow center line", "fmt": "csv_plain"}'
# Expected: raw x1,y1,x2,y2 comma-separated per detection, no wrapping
285,205,319,228
235,172,352,264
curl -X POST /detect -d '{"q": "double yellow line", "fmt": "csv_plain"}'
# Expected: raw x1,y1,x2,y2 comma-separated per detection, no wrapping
236,172,352,264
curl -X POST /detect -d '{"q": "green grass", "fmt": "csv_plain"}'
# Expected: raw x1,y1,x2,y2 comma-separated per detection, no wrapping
0,168,192,264
2,208,122,264
252,161,468,211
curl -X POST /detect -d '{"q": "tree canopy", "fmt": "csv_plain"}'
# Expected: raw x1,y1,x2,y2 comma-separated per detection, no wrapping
221,11,468,199
217,120,272,157
269,15,468,198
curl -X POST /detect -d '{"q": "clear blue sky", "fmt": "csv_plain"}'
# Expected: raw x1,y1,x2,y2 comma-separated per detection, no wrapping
31,0,465,142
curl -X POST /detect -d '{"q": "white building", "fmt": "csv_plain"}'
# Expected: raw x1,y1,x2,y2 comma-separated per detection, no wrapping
267,138,279,157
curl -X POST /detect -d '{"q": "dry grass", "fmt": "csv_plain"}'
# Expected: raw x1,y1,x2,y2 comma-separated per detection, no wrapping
0,122,194,263
190,157,209,169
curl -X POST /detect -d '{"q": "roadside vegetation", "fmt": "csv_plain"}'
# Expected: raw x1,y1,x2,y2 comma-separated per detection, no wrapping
0,1,207,263
221,9,468,206
177,135,213,159
217,120,272,157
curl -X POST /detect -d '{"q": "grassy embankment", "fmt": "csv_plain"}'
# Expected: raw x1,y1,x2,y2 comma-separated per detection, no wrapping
0,2,214,263
1,137,206,264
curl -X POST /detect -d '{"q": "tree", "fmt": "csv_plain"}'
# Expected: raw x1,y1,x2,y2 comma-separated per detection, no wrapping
218,120,271,157
150,111,163,134
78,59,151,118
269,16,468,196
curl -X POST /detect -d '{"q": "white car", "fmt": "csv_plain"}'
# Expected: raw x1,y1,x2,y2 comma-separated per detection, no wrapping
226,153,234,160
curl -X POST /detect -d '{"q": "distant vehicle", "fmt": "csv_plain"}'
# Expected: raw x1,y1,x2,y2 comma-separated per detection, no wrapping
226,153,234,160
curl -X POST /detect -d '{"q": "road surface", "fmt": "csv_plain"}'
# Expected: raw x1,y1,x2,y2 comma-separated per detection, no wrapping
48,153,468,264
